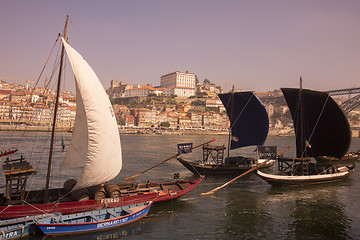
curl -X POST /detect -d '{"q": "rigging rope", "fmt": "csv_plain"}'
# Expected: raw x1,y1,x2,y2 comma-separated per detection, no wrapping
0,37,60,164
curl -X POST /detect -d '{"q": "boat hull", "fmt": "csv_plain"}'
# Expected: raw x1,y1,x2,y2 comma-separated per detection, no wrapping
177,157,274,175
36,202,151,235
256,166,355,186
315,152,360,165
0,213,55,240
0,176,204,220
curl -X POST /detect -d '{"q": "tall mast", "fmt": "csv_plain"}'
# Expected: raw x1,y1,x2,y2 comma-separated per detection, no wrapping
226,86,235,158
299,76,304,157
44,15,69,203
299,76,305,175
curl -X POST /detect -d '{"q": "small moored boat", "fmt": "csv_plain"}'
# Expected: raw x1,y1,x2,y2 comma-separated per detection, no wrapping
177,91,273,175
257,78,355,186
35,202,151,236
0,213,56,239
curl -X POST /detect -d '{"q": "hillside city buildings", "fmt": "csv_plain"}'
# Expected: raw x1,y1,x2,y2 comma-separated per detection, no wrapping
0,80,76,129
1,71,359,135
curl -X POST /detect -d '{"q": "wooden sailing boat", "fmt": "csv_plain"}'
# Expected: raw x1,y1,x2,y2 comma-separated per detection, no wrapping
35,202,152,236
257,78,355,186
177,90,275,174
0,16,203,219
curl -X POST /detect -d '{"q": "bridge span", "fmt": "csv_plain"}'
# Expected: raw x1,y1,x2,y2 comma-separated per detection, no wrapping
328,87,360,113
260,87,360,113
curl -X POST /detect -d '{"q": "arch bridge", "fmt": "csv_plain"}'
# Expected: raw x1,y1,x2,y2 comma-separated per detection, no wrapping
327,87,360,113
260,87,360,114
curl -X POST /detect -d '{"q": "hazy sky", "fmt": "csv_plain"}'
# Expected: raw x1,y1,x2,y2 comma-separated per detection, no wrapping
1,0,360,93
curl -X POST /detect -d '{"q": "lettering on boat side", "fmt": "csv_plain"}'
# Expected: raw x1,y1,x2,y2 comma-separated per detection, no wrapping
46,227,56,229
0,231,18,239
100,198,121,204
96,208,147,229
97,219,122,228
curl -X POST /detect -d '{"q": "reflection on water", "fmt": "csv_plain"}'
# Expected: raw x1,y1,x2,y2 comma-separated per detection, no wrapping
222,177,354,239
1,132,360,239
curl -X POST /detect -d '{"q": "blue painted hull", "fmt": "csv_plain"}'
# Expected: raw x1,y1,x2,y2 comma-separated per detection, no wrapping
36,202,151,235
0,213,56,240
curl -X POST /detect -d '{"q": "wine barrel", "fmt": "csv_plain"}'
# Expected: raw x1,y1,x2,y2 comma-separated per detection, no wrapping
88,185,106,200
104,183,121,198
71,188,90,201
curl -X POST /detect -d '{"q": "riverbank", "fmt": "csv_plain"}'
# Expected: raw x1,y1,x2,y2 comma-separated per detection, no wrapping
0,125,71,132
0,126,298,137
5,126,360,138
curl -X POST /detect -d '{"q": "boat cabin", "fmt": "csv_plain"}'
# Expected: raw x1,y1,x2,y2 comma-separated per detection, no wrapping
202,144,255,166
277,157,340,176
2,156,37,204
202,144,226,165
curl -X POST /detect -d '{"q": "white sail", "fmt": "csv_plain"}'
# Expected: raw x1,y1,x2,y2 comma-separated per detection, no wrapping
60,37,122,190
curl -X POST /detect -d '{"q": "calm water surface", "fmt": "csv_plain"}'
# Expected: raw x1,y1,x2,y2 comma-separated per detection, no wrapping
1,132,360,239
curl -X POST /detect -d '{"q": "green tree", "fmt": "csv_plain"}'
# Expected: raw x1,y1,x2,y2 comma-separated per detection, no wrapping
203,79,210,85
160,122,170,128
205,107,219,113
191,100,205,106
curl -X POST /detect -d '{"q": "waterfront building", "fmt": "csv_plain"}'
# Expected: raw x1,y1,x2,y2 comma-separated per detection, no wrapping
124,114,135,127
178,116,191,129
0,101,10,120
158,112,169,125
187,112,202,128
57,103,73,128
32,105,51,124
134,108,156,127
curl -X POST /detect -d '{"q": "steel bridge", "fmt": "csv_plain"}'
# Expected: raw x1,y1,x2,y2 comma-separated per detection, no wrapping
260,87,360,113
328,87,360,113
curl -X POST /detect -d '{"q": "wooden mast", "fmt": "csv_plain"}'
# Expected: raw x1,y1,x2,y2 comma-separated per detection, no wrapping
226,86,235,158
299,76,305,174
44,15,69,203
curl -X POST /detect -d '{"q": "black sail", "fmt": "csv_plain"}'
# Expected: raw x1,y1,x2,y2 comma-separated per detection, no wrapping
281,88,351,159
219,92,269,150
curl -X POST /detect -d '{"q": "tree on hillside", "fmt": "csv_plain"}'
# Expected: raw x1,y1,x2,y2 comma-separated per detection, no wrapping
191,100,205,106
160,122,170,128
203,79,210,85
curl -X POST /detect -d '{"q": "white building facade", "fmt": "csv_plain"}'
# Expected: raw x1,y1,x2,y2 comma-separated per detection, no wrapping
160,71,196,97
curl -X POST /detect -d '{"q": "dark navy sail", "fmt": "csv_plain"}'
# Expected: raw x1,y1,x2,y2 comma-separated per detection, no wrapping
219,92,269,150
281,88,351,159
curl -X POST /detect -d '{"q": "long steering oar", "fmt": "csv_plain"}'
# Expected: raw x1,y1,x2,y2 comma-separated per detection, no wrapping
200,146,293,196
124,139,216,181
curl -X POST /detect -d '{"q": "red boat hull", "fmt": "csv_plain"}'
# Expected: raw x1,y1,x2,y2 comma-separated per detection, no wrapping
0,176,204,219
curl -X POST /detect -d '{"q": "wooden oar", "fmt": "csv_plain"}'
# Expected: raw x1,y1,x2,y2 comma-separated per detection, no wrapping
200,146,292,196
124,139,216,181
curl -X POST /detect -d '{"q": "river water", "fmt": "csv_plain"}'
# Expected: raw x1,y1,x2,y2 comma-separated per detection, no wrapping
1,132,360,239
